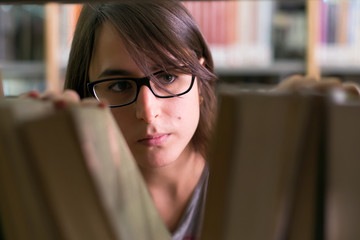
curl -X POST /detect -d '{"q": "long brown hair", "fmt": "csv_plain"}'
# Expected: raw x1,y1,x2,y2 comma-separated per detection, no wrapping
64,0,217,157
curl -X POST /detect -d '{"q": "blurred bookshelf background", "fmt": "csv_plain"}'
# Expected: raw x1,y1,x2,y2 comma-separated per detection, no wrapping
0,3,81,96
1,0,360,96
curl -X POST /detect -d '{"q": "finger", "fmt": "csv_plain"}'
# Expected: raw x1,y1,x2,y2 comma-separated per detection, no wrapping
40,90,80,109
275,74,317,91
53,99,68,109
62,89,81,102
343,82,360,97
309,78,342,92
19,90,40,99
39,90,60,100
321,76,342,83
82,98,108,108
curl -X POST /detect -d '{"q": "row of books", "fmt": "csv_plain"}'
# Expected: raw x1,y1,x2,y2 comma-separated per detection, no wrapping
2,1,360,96
182,1,274,68
0,4,81,96
0,4,79,63
0,5,44,61
316,0,360,66
2,87,360,239
204,86,360,239
183,0,360,68
319,0,359,45
272,8,306,60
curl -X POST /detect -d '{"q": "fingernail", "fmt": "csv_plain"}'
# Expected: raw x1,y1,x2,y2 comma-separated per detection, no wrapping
98,102,107,108
54,100,67,109
28,91,40,99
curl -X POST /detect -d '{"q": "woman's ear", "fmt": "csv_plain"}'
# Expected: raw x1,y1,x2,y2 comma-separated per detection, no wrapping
197,57,205,95
199,57,205,66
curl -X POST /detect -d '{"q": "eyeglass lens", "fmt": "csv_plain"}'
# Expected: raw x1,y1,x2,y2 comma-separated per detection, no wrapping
92,73,193,106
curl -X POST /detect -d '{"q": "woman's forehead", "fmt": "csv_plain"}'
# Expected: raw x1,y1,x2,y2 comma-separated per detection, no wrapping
90,24,154,78
94,22,125,51
91,22,190,78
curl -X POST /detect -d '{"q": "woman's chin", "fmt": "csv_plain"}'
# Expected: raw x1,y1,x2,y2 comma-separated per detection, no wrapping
136,159,174,169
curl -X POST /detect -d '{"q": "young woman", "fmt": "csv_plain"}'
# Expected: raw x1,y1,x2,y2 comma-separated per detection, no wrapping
64,1,217,239
22,1,360,240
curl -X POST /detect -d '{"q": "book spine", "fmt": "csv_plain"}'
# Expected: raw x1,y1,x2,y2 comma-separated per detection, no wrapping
327,2,337,44
320,0,328,44
337,0,348,45
257,1,273,65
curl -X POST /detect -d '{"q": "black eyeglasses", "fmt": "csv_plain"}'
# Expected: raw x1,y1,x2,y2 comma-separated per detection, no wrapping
87,71,195,108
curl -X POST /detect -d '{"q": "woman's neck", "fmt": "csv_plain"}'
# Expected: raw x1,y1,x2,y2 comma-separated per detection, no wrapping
140,144,205,189
139,145,206,232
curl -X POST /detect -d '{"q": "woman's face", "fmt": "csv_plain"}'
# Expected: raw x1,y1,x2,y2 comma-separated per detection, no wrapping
89,23,201,169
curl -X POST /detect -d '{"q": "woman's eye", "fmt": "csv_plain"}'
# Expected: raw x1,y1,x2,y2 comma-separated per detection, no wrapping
159,74,177,84
108,81,132,92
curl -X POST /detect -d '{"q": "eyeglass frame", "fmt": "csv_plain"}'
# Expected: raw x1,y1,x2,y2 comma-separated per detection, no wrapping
87,70,196,108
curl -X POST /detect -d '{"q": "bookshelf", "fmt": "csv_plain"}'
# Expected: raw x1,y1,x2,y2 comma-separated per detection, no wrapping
1,1,360,95
1,1,360,240
0,3,80,96
184,0,360,85
0,4,45,96
183,1,306,84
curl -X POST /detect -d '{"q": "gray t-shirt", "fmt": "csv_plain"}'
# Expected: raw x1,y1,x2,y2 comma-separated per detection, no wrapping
171,163,209,240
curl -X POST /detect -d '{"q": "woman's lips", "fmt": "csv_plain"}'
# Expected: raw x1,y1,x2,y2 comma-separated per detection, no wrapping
138,134,170,146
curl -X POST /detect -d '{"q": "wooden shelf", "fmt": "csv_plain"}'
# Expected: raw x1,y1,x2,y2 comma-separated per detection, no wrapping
0,61,45,78
215,61,305,77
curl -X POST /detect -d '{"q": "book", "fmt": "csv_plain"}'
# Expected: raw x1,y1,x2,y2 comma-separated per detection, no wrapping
0,98,171,240
285,94,325,240
0,98,57,240
326,94,360,240
201,86,324,240
316,0,360,67
0,69,3,97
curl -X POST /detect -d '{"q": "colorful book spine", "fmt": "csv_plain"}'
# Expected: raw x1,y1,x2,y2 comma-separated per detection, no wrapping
182,1,273,68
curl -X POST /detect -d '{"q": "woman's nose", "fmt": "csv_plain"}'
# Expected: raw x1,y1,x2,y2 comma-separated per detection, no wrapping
135,86,160,123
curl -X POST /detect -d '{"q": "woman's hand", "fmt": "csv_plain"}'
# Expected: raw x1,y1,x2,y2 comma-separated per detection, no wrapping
19,89,108,109
273,74,360,97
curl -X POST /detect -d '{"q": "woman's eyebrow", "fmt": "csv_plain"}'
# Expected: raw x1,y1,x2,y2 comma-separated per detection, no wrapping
97,69,133,79
97,67,162,79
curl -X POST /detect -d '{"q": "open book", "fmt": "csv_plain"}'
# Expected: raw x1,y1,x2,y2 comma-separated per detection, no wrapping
0,98,170,240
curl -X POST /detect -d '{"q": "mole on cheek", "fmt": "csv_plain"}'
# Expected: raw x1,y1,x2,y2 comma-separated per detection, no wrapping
177,116,182,120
